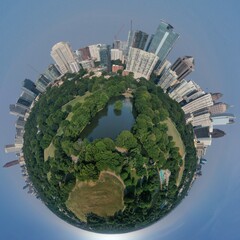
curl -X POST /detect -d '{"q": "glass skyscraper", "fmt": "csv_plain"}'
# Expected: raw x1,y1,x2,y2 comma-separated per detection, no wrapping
147,21,179,65
99,44,111,72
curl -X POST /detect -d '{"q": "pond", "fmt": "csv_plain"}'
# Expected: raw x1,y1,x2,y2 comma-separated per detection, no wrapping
80,97,135,141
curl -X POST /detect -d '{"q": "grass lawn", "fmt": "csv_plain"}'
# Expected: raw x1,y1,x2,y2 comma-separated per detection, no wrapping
44,142,56,161
61,91,92,112
47,171,52,182
164,118,185,186
66,171,125,222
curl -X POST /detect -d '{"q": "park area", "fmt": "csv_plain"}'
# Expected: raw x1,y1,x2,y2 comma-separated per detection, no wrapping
66,171,125,222
164,118,185,186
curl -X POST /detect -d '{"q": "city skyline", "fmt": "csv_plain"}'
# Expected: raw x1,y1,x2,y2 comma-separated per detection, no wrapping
1,1,239,240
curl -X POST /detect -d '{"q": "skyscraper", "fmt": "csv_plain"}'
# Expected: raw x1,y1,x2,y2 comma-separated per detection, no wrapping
22,79,39,98
76,46,91,61
194,126,212,146
50,42,80,74
210,113,235,125
211,129,226,138
16,95,32,110
35,74,51,93
4,144,22,153
211,92,223,102
208,102,229,114
147,21,179,65
44,64,61,81
99,44,111,72
181,93,214,114
9,104,27,117
168,80,202,103
3,160,19,168
131,30,149,50
88,44,102,61
126,47,159,80
157,68,178,92
171,56,195,80
111,49,124,62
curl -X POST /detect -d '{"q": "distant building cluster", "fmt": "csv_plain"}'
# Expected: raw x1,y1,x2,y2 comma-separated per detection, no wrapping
4,20,235,193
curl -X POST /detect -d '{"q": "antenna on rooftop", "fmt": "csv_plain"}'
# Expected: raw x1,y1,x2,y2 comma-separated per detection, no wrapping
130,19,133,31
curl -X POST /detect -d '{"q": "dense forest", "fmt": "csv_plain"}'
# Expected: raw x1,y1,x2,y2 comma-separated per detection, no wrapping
23,72,197,233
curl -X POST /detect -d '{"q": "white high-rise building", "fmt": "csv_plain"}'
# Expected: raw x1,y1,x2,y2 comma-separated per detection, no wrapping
50,42,80,74
158,68,178,92
182,93,214,114
88,44,102,61
126,47,159,80
168,80,202,103
111,49,124,62
189,113,212,127
210,113,235,125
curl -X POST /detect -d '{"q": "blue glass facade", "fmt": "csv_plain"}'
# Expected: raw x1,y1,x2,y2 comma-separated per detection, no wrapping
147,21,179,64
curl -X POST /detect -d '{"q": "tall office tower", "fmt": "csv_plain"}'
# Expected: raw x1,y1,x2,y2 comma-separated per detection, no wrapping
208,102,229,115
20,91,35,103
88,44,102,61
15,137,23,147
99,44,111,72
145,34,154,51
154,60,171,76
3,160,19,168
190,113,212,127
15,117,25,129
80,60,95,70
50,42,80,74
131,30,149,50
210,113,235,125
44,64,61,81
147,21,179,65
196,142,207,159
9,104,27,117
181,93,214,114
194,126,212,147
157,68,178,92
113,40,121,49
171,56,195,80
168,80,202,103
211,129,226,138
22,79,39,98
76,47,91,61
35,74,51,93
126,47,159,80
4,144,22,153
126,30,148,56
113,40,127,51
111,49,124,62
211,92,223,102
16,96,32,110
184,89,205,103
16,127,24,139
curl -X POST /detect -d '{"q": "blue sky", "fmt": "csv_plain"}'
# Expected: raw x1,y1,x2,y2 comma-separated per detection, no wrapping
0,0,240,239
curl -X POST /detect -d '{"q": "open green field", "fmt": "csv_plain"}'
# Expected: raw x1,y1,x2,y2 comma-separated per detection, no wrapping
61,91,92,112
66,171,125,222
164,118,185,157
164,118,185,186
44,142,56,161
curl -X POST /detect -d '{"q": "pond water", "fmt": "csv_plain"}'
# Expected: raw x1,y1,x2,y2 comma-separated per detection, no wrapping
80,98,135,141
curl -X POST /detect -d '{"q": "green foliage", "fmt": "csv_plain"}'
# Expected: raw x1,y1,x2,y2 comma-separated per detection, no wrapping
115,130,138,150
23,73,197,233
114,100,123,111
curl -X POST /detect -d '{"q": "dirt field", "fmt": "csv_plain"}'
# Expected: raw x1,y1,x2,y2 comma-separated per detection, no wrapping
66,171,125,222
